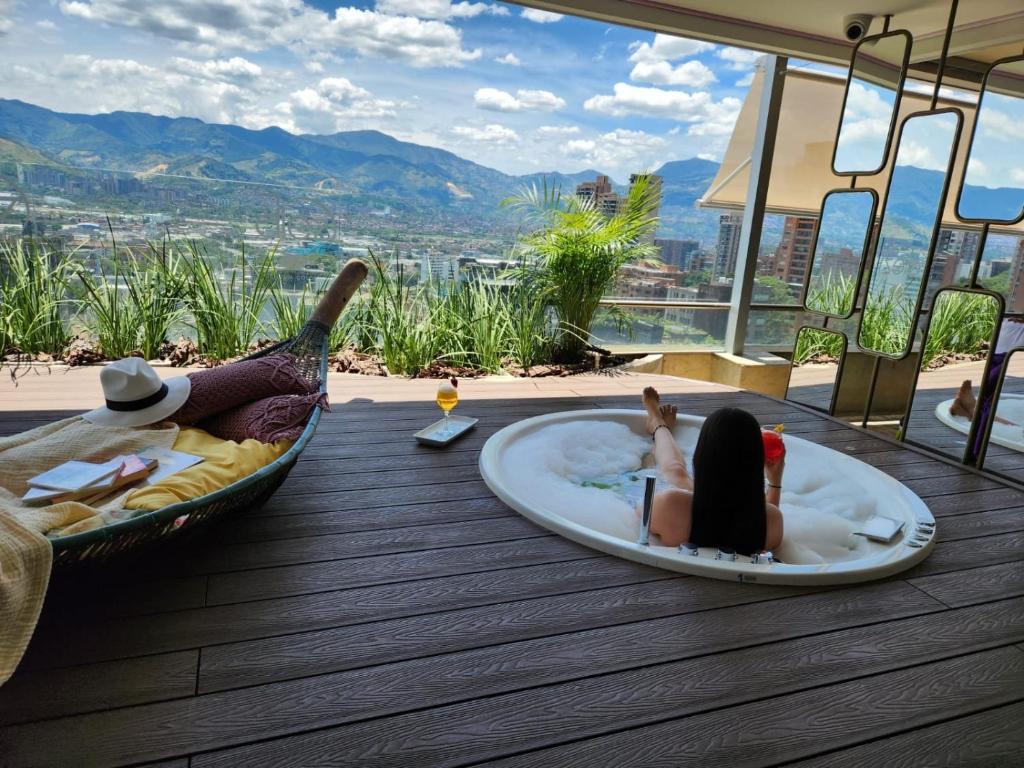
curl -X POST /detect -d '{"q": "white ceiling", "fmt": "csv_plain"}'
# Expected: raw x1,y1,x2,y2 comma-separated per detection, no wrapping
524,0,1024,77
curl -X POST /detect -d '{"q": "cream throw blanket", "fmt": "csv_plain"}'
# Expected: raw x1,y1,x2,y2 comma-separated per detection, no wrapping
0,417,179,684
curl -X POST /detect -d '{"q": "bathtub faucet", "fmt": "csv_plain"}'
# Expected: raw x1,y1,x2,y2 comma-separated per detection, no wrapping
638,475,657,546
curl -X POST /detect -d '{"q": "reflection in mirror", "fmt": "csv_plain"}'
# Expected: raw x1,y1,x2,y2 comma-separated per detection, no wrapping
902,290,1001,462
833,31,911,175
786,326,847,413
858,110,962,358
804,190,877,317
980,340,1024,478
957,56,1024,223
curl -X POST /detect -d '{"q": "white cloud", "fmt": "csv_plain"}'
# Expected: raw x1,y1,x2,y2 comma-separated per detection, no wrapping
521,8,563,23
450,2,509,18
584,82,739,126
537,125,580,136
629,59,716,87
843,82,895,121
563,128,670,171
628,34,714,64
494,52,521,66
565,139,596,154
979,108,1024,141
168,56,262,82
305,61,324,73
374,0,508,19
735,72,754,87
717,46,761,70
58,0,482,68
36,19,59,31
1011,168,1024,184
474,87,565,112
897,140,944,171
10,54,264,125
375,0,451,18
0,0,14,35
277,76,399,134
452,123,520,144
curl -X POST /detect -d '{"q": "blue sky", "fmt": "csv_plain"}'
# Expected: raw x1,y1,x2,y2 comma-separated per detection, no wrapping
0,0,764,179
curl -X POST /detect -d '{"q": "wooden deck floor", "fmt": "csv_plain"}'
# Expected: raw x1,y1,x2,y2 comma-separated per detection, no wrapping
1,369,1023,767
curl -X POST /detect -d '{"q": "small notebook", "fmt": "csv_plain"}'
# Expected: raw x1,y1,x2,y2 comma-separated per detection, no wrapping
854,515,906,543
27,458,124,492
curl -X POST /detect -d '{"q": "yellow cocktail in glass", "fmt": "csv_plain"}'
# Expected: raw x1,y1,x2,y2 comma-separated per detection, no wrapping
436,379,459,437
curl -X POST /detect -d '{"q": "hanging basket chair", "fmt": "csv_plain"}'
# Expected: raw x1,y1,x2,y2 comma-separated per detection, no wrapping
49,259,369,570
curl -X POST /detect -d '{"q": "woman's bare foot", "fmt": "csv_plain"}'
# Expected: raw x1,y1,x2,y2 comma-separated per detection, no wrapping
642,386,677,435
950,379,977,419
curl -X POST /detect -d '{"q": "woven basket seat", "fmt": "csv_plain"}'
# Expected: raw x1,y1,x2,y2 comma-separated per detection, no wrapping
49,259,368,569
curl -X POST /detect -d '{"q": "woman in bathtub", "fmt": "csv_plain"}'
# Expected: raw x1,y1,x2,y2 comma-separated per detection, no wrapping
641,386,784,554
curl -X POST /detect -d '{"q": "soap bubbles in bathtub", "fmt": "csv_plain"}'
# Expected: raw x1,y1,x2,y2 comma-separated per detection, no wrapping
501,418,875,564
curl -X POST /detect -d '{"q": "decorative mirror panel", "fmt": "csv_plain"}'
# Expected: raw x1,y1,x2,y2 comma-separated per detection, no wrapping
833,30,912,176
786,326,847,413
979,341,1024,479
857,110,962,359
902,289,1002,462
956,56,1024,224
804,190,878,317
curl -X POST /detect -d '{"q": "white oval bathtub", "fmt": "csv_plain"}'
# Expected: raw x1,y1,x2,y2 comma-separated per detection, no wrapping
479,409,936,586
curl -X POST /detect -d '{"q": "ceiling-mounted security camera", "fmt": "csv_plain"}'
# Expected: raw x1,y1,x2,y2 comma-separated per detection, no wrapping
843,13,874,42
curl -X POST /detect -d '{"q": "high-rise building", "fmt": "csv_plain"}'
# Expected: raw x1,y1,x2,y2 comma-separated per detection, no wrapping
655,238,700,270
714,213,743,279
575,175,622,217
774,216,818,286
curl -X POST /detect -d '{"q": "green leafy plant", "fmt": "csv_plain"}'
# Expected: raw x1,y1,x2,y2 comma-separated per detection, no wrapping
179,241,278,360
135,241,187,360
859,284,913,356
792,327,845,364
0,237,77,357
921,291,999,369
504,174,660,359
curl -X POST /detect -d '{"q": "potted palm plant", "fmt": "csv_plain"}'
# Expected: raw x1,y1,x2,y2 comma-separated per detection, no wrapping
503,174,660,361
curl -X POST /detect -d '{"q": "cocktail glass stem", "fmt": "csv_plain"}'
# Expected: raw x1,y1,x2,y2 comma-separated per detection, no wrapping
443,411,449,437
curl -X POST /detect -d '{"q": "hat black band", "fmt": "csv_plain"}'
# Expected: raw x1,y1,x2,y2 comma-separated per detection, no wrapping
106,383,169,412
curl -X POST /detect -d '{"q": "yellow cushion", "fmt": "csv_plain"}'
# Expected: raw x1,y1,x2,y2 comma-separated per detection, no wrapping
124,427,292,511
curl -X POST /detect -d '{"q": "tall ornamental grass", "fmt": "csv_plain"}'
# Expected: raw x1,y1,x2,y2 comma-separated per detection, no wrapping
921,291,999,369
180,242,278,360
806,271,857,316
859,285,913,356
792,327,845,364
0,237,77,357
78,248,186,360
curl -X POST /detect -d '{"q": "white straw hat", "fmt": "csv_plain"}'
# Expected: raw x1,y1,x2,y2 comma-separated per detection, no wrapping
82,358,191,427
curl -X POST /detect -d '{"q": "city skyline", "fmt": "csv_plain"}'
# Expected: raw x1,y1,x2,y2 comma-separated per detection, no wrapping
0,0,760,180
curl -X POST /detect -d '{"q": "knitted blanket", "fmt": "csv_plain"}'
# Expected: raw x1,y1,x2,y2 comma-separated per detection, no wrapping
0,417,178,685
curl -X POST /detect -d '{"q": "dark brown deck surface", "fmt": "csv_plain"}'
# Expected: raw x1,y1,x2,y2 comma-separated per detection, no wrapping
1,371,1023,767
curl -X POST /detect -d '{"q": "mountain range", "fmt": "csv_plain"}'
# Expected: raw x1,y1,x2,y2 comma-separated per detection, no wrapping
0,98,724,241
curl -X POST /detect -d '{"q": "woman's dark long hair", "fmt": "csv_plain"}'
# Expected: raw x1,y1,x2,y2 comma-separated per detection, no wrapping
689,407,767,555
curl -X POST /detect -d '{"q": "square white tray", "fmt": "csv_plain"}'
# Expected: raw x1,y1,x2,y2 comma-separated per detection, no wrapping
415,414,479,447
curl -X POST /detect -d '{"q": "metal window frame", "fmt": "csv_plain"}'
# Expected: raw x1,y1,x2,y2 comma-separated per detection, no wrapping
855,107,965,361
953,53,1024,226
899,285,1004,465
801,187,879,320
724,54,788,356
784,325,849,415
831,29,913,177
